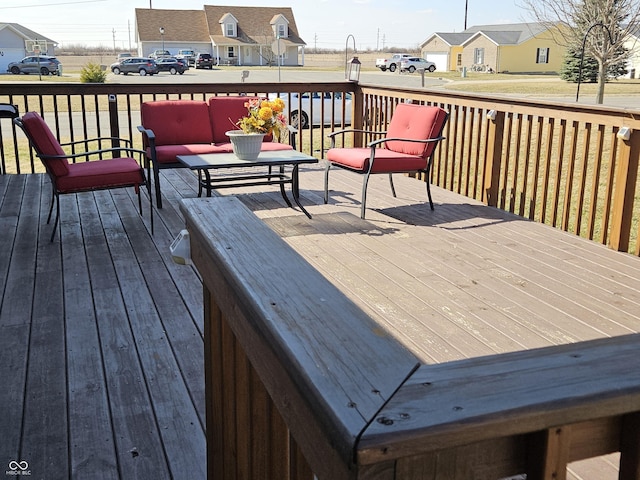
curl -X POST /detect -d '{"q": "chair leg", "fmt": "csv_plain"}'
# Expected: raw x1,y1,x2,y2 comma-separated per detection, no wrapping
361,172,371,219
425,162,434,210
323,161,331,204
50,193,60,242
46,188,55,224
388,173,397,197
153,165,163,209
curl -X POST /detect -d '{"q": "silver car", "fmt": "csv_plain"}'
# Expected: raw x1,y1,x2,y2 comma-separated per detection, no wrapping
400,57,436,73
7,56,61,75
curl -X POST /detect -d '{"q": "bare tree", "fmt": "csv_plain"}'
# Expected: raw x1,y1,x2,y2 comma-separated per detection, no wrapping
520,0,640,103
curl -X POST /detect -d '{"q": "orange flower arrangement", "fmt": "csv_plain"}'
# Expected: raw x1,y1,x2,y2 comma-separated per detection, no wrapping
236,97,287,138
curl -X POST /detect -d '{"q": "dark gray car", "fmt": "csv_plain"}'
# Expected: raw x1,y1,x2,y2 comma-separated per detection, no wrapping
7,56,61,75
110,57,159,76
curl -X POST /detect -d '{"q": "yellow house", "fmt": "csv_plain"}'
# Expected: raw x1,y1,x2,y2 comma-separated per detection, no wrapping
421,23,566,73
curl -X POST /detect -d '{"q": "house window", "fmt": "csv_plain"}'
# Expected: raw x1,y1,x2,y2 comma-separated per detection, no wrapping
456,54,462,67
537,47,549,64
277,24,287,38
225,23,236,37
227,47,236,58
474,48,485,65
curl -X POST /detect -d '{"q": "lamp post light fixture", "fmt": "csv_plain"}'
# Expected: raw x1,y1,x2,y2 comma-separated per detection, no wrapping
345,34,359,81
347,56,361,82
159,26,165,52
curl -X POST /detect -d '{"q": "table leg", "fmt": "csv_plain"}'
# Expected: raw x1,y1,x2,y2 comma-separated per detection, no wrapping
203,169,213,197
291,165,312,219
279,165,292,208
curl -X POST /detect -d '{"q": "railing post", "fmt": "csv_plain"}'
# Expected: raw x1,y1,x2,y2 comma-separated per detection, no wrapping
352,84,364,147
482,110,505,207
609,129,640,252
108,94,121,156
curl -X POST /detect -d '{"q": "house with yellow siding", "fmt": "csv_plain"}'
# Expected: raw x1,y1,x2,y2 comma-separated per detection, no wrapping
421,23,566,74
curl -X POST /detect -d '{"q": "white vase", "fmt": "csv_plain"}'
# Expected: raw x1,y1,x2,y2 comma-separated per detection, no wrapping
226,130,265,160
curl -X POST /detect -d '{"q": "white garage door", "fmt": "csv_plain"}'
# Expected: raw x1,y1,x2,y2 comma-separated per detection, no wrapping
425,53,448,72
0,48,26,73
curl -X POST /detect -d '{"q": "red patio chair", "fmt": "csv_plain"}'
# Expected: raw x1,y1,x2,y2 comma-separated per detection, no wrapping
324,103,448,219
14,111,152,241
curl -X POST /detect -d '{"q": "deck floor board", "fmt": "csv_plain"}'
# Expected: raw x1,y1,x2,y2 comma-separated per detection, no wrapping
1,164,638,479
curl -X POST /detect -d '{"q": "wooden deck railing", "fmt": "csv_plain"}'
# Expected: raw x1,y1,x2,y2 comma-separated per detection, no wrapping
183,196,640,480
2,82,640,253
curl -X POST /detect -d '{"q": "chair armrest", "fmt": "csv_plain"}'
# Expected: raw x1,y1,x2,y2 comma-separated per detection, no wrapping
286,125,297,150
39,146,147,164
59,137,133,149
137,125,156,143
328,129,387,149
367,135,445,148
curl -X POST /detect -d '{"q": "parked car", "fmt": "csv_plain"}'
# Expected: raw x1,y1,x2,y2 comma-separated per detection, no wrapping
175,49,196,66
156,57,188,75
7,56,61,75
117,52,133,60
194,53,214,69
110,57,159,76
400,57,436,73
149,50,171,59
270,92,353,129
375,53,412,72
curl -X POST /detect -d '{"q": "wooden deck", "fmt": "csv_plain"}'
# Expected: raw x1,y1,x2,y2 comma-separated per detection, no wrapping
2,162,639,479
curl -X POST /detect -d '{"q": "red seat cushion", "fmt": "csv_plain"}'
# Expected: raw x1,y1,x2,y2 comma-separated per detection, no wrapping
209,96,274,144
141,100,213,146
149,144,228,164
20,112,70,177
326,147,426,173
55,157,144,193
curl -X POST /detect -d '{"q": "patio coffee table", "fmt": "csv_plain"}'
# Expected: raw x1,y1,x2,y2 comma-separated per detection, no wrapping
177,150,318,218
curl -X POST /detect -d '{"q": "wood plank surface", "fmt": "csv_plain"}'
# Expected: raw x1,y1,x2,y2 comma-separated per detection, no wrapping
3,161,640,479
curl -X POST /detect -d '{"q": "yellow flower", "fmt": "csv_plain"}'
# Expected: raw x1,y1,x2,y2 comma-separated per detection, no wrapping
235,96,287,136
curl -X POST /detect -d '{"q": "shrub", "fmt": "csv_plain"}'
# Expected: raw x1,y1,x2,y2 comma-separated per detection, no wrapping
80,62,107,83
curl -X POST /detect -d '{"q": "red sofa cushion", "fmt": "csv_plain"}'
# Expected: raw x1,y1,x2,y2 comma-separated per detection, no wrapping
141,100,213,146
209,96,273,144
20,112,70,177
148,144,228,164
385,104,448,158
55,157,144,193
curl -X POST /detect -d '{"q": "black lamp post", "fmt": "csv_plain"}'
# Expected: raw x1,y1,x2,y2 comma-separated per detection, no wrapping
345,34,360,82
159,27,165,52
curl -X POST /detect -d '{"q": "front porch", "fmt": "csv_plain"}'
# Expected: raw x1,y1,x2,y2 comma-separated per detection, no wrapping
2,162,639,478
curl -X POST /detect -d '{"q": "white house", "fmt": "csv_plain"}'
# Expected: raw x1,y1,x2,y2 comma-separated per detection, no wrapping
0,23,57,72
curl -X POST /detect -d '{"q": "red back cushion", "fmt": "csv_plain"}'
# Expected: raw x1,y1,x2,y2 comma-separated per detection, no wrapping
20,112,69,177
208,96,273,143
386,104,448,158
141,100,213,146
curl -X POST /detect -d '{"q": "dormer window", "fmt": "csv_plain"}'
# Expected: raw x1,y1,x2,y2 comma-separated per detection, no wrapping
270,14,289,39
220,13,238,38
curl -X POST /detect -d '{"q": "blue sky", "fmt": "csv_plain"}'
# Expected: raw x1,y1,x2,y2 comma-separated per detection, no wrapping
1,0,529,50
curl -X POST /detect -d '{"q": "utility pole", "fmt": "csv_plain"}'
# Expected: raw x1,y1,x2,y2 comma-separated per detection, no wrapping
464,0,468,29
112,28,116,54
377,28,380,50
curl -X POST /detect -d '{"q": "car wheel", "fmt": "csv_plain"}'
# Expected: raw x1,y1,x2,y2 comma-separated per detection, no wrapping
380,67,386,72
139,69,147,76
408,66,416,73
428,65,436,72
389,63,396,73
170,67,177,75
40,67,50,75
112,67,121,75
291,110,309,129
179,71,184,75
10,66,20,75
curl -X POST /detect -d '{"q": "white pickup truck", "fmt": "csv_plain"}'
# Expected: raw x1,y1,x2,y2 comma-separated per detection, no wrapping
375,53,413,72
